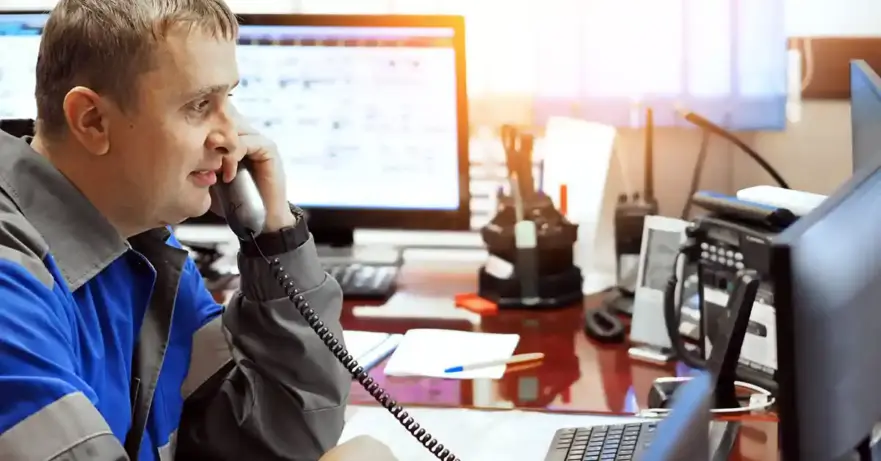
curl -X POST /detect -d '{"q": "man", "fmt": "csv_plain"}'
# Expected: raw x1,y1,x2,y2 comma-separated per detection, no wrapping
0,1,394,460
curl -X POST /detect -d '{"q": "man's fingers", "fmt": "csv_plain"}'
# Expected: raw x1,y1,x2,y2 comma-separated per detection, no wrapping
221,157,238,183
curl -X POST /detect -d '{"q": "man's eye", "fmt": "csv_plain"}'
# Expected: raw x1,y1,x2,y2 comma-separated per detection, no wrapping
191,99,211,112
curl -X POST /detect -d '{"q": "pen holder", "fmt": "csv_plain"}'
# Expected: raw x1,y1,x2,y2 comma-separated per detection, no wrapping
478,192,583,309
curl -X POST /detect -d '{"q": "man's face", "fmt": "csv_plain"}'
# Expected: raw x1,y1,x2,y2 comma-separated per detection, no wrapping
106,27,240,227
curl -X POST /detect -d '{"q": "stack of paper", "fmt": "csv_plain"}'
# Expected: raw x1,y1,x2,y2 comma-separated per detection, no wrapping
383,329,520,379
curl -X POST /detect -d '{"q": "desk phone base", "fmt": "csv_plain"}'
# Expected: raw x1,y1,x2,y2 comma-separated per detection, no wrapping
544,422,657,461
325,262,398,299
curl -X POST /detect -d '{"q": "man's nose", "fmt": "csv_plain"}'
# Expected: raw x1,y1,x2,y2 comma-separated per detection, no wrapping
206,129,238,156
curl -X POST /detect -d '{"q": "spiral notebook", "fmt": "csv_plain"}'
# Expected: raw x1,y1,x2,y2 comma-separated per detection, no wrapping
342,330,403,376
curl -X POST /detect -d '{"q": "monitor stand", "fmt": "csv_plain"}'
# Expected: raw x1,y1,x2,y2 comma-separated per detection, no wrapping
313,227,402,267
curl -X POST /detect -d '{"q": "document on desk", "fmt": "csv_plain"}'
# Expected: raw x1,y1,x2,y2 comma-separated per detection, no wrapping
383,329,520,379
342,330,403,373
340,405,651,461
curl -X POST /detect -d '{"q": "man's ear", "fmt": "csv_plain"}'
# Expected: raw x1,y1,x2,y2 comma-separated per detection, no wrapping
62,86,111,156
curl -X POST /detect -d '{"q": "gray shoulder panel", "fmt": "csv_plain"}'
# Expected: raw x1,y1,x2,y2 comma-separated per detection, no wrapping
49,434,129,461
0,392,125,461
0,188,53,289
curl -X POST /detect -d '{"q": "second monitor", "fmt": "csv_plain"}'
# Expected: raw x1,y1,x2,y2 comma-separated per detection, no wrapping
851,60,881,174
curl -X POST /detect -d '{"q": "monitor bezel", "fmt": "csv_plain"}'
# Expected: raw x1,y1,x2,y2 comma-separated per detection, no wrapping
232,13,471,233
771,158,881,460
850,60,881,174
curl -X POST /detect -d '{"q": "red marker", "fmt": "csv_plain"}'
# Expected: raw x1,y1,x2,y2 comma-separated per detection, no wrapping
559,184,568,217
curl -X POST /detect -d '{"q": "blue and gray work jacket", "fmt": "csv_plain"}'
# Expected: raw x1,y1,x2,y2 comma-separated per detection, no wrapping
0,131,349,461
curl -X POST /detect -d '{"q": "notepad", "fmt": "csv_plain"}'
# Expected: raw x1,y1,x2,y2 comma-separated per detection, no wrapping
383,329,520,379
342,330,403,375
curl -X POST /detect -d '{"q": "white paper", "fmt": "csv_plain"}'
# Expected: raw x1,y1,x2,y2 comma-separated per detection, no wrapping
542,117,621,294
352,292,482,324
383,329,520,379
342,330,392,360
340,405,651,461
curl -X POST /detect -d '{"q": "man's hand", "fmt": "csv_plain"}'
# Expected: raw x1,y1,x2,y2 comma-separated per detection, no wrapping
211,104,294,233
319,436,399,461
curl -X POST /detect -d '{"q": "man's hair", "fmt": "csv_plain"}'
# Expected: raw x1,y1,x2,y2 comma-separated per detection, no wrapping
35,0,239,139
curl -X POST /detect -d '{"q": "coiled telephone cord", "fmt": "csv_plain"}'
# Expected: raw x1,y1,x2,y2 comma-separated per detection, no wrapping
251,234,460,461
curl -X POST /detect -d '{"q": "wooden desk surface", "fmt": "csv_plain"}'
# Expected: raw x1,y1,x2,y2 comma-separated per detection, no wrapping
338,260,779,461
213,256,778,460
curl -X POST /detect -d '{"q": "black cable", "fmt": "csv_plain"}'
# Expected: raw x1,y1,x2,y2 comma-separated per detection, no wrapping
680,128,712,220
682,111,790,189
663,250,705,369
249,233,460,461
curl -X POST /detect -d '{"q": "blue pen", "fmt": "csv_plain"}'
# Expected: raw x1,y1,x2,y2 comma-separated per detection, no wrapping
444,353,545,373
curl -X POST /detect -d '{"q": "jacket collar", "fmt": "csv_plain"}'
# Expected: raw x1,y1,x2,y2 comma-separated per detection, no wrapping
0,131,130,291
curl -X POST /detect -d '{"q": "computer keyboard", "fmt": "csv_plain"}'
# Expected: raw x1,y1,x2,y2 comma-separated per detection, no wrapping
544,422,657,461
325,263,399,299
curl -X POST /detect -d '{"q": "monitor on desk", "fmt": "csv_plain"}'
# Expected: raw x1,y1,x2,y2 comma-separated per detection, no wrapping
186,14,472,247
0,12,472,247
0,12,47,121
851,60,881,174
771,155,881,460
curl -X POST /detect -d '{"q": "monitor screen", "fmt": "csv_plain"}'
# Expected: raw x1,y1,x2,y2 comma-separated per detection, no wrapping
235,24,462,211
851,60,881,174
0,13,46,120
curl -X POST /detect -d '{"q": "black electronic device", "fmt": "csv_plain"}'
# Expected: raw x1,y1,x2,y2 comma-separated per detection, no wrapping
325,262,398,300
544,371,733,461
662,211,781,393
585,108,659,341
186,13,471,249
690,214,776,298
613,107,660,301
771,158,881,461
653,271,760,411
210,161,461,460
851,60,881,174
479,190,583,309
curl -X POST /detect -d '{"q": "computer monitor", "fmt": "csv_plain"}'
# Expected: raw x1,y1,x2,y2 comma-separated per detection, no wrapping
771,158,881,460
0,12,47,121
0,12,471,245
209,14,470,245
640,371,714,461
851,60,881,174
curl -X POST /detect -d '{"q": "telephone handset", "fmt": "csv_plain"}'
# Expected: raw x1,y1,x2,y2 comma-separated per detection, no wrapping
212,161,460,461
212,159,267,238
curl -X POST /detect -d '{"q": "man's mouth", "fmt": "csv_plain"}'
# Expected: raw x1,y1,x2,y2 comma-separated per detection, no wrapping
189,170,218,187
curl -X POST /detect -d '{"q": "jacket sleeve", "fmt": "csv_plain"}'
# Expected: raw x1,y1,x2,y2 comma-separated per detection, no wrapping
0,250,128,461
175,232,349,461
